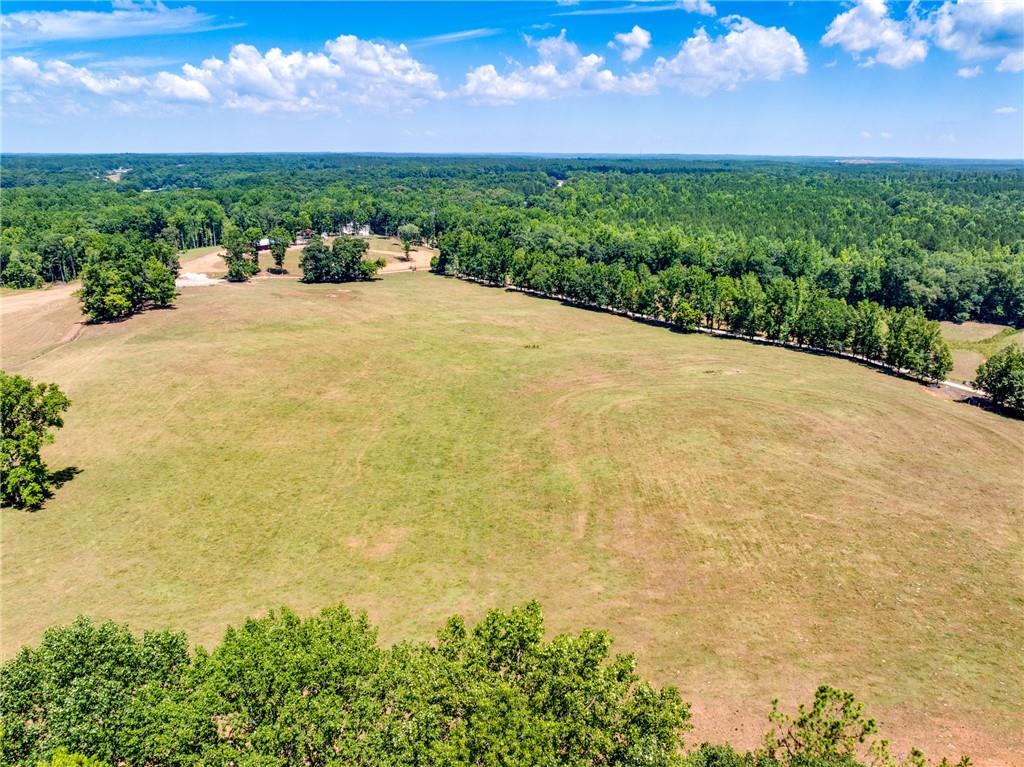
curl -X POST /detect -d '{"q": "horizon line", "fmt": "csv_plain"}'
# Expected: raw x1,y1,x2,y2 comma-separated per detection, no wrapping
3,151,1023,163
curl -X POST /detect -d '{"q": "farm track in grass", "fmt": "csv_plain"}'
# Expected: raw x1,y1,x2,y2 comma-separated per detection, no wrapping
1,273,1022,764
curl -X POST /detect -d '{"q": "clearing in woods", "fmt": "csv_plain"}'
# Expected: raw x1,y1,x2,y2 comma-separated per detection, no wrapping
1,272,1021,764
940,320,1024,384
177,235,437,277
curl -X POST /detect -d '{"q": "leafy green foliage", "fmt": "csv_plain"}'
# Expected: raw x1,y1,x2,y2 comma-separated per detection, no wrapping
398,223,421,258
77,236,178,321
268,227,291,272
300,237,384,283
467,244,954,381
221,224,260,282
755,686,970,767
35,749,112,767
1,608,971,767
762,686,877,764
0,616,189,764
0,372,71,509
974,345,1024,412
1,602,689,767
1,248,44,288
2,156,1021,324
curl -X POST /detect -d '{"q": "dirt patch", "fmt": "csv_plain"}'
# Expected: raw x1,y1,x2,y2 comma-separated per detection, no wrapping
177,272,225,287
180,250,227,276
346,526,410,560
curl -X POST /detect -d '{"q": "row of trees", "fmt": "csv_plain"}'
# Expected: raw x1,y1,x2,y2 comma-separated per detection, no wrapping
0,602,966,767
438,238,954,382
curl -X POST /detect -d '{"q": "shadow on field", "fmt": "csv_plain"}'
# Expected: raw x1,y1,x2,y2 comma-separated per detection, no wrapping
953,396,1023,420
49,466,81,491
85,305,177,326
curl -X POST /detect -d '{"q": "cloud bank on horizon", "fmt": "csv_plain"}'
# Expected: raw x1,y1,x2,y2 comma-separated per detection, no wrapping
0,0,1021,156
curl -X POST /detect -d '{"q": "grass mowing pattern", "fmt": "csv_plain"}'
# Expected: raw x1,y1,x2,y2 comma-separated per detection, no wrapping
2,273,1022,761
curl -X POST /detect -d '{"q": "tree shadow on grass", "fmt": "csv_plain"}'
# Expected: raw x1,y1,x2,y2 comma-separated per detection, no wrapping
49,466,81,491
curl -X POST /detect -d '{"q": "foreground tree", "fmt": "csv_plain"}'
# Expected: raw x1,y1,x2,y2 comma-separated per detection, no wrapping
243,226,263,275
885,308,953,381
0,372,71,509
1,604,970,767
975,345,1024,413
1,602,689,767
398,223,421,260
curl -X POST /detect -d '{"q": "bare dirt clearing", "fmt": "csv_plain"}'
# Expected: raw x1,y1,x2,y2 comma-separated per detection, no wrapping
180,249,229,276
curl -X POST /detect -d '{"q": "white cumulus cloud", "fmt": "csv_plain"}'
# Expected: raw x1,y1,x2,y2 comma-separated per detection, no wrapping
2,34,444,113
463,19,805,103
994,105,1018,113
822,0,1024,70
679,0,717,16
463,51,618,104
653,16,807,95
612,25,652,63
926,0,1024,61
821,0,928,68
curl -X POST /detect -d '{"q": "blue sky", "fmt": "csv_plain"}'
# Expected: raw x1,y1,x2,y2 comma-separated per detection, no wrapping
1,1,1022,157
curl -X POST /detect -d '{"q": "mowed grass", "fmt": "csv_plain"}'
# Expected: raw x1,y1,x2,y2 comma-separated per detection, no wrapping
940,320,1024,384
2,275,1023,761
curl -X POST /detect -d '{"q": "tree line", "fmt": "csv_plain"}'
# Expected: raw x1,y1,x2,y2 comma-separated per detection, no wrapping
2,155,1022,326
435,234,954,383
1,602,968,767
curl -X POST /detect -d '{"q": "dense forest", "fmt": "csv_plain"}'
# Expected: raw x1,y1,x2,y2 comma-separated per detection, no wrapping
2,154,1022,327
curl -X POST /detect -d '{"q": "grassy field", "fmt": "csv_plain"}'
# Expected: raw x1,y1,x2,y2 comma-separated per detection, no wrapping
2,275,1022,763
940,320,1024,384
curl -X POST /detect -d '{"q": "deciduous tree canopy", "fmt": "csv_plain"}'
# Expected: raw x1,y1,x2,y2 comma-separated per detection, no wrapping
0,372,71,509
0,604,967,767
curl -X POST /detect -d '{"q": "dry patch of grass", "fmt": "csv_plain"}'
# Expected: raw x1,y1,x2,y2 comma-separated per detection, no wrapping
2,276,1022,764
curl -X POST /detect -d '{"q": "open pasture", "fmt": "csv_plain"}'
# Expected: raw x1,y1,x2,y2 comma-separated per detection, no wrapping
940,320,1024,383
1,274,1022,764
